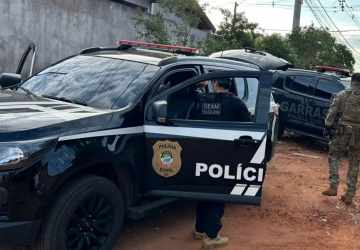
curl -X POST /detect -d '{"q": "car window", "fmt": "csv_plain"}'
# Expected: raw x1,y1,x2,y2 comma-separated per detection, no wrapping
159,77,257,123
285,76,294,89
19,55,160,109
246,78,259,111
234,78,245,99
341,79,351,89
314,79,343,100
290,76,312,94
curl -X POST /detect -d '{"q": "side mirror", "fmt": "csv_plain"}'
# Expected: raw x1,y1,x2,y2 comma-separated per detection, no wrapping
331,93,337,101
152,100,168,124
0,73,21,89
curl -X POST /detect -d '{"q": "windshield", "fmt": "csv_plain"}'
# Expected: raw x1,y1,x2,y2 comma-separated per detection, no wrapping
18,55,159,109
341,79,351,89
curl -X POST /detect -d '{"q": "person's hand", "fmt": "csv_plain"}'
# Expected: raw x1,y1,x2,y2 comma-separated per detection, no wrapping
0,85,2,90
200,81,208,86
323,127,332,139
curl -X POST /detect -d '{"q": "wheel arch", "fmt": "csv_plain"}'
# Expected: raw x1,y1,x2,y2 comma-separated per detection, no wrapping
38,161,138,220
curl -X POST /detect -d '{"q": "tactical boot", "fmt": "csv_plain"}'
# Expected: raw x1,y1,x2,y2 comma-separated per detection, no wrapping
194,230,207,240
341,194,353,205
203,235,229,249
321,187,337,196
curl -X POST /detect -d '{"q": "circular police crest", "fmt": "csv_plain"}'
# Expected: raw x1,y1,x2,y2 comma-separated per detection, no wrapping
152,140,182,178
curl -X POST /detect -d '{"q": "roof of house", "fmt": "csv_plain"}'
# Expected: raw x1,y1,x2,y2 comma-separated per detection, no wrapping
198,10,216,33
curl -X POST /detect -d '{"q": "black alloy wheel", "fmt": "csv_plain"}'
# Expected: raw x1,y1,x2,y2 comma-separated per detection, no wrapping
66,196,114,250
33,174,124,250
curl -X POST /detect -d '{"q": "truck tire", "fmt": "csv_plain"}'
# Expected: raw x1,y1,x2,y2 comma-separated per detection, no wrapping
33,174,124,250
277,120,285,139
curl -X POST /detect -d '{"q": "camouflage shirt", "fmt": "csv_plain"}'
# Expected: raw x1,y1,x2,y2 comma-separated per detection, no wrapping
325,84,360,127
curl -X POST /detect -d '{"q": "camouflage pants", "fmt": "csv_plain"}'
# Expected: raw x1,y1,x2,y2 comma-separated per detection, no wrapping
329,126,360,196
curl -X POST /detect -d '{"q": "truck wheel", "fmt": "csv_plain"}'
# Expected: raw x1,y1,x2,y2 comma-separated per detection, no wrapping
33,174,124,250
277,120,285,139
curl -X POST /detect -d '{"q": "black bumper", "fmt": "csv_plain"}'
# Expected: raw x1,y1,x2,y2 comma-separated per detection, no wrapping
0,220,41,246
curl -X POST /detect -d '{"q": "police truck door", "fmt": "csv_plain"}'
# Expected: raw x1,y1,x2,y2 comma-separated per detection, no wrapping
143,71,272,206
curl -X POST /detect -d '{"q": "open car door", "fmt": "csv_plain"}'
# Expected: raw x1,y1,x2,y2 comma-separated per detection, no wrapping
16,42,36,79
142,71,272,206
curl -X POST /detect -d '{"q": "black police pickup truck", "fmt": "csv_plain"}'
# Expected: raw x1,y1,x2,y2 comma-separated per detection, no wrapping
0,41,273,249
209,48,347,140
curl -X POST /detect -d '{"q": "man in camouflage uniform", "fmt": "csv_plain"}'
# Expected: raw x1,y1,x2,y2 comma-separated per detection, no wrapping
322,73,360,205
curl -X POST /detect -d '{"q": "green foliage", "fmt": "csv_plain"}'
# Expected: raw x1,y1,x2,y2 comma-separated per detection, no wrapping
330,43,355,72
196,38,240,56
131,0,207,46
216,9,261,48
158,0,207,46
287,25,355,71
131,5,355,72
131,9,171,45
255,34,304,68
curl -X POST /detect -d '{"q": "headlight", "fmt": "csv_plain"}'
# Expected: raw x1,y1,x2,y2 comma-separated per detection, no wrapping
0,138,56,170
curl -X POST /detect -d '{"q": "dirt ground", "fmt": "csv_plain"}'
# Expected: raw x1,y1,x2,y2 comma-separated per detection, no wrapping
3,133,360,250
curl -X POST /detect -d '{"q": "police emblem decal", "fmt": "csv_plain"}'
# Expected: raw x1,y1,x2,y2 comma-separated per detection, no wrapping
152,140,182,178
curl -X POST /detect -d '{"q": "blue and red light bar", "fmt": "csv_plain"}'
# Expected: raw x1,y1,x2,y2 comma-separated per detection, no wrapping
117,40,199,55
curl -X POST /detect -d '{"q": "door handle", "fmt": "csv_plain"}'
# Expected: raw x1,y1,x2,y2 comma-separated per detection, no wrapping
234,136,260,145
234,139,260,144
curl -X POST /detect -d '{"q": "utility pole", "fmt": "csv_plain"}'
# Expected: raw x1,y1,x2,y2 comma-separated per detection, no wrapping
233,2,238,30
292,0,302,31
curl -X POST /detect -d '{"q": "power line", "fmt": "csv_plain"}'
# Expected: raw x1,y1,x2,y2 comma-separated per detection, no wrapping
316,0,360,55
303,0,360,64
262,28,360,32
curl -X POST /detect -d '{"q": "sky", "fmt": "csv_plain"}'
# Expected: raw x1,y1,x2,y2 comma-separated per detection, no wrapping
199,0,360,72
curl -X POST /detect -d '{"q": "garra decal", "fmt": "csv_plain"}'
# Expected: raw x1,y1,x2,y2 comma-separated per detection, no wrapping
152,140,182,178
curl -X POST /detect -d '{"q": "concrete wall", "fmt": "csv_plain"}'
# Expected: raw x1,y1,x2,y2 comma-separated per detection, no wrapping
0,0,215,76
112,0,152,12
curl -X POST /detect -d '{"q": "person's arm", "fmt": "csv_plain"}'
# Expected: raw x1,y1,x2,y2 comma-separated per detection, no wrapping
234,98,253,122
325,90,346,128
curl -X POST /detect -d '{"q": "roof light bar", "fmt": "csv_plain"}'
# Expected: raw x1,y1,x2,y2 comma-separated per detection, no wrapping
117,40,199,55
315,66,350,73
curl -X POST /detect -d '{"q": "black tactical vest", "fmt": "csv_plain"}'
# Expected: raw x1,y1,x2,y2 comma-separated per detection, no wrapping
196,93,232,121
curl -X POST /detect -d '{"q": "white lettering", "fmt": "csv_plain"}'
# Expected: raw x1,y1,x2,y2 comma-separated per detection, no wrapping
237,164,242,180
209,164,223,178
298,104,305,115
281,101,289,112
289,103,297,113
305,105,313,117
195,163,264,183
196,163,208,176
244,167,256,181
258,168,264,182
313,108,321,119
224,165,235,180
322,109,328,120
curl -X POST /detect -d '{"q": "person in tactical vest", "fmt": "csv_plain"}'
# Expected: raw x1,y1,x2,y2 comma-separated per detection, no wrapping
192,77,252,249
322,73,360,205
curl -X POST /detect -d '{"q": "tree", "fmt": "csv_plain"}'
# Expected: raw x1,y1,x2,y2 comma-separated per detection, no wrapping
131,9,171,45
287,25,355,71
158,0,207,47
196,38,238,56
331,43,355,72
196,10,260,56
255,34,304,68
216,9,261,48
131,0,207,46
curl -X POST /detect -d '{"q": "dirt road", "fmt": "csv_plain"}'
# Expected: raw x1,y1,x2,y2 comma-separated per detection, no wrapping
3,134,360,250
